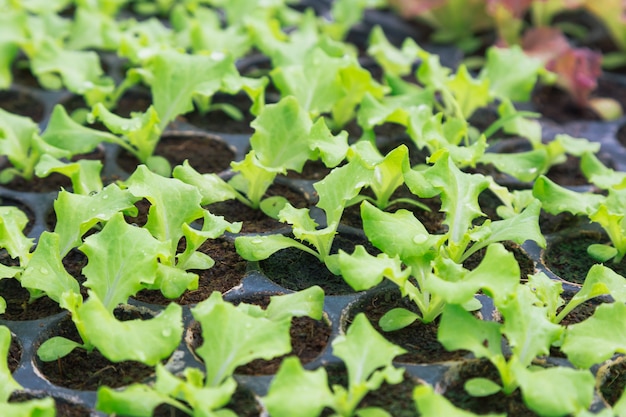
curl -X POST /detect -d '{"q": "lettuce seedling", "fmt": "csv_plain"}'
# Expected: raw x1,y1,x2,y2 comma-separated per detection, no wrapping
532,166,626,263
263,313,406,417
526,265,626,325
123,166,242,298
0,103,130,184
96,287,324,416
35,212,183,365
338,152,545,326
438,288,596,416
414,385,504,417
344,141,430,212
387,0,494,52
0,325,57,417
174,96,349,211
269,44,387,128
522,27,622,120
235,154,373,274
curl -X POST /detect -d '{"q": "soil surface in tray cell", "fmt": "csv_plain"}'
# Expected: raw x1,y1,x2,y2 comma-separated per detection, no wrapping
206,182,311,233
36,307,160,390
133,237,247,305
0,89,45,122
187,295,331,375
599,359,626,407
442,359,540,417
179,93,256,134
344,288,469,364
117,132,236,175
9,391,92,417
545,231,626,284
259,233,378,296
462,241,536,281
322,365,421,417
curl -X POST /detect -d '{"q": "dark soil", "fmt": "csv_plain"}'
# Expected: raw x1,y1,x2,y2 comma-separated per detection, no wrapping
0,89,45,122
10,391,92,417
539,210,584,235
532,77,626,124
133,237,247,305
344,288,469,364
8,334,21,373
341,189,446,234
1,172,72,193
62,89,152,124
116,132,235,175
442,359,540,417
178,93,256,134
0,278,64,320
206,182,311,233
187,294,331,375
1,146,107,193
323,365,421,417
37,307,159,390
550,290,608,358
259,234,378,295
0,197,36,235
147,384,262,417
463,241,535,281
544,231,626,284
599,359,626,406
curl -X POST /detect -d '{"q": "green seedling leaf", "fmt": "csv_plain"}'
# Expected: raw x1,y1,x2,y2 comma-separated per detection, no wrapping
35,154,103,195
498,285,563,367
192,292,292,386
379,308,421,332
125,165,205,249
562,302,626,368
0,398,56,417
89,104,161,165
338,245,410,292
235,233,318,261
589,201,626,262
37,336,84,362
0,326,21,401
445,64,490,119
464,199,546,260
0,206,34,264
263,356,334,417
361,201,438,269
367,25,420,77
77,295,183,365
53,184,138,257
20,231,79,304
516,366,595,417
147,49,241,128
270,48,345,117
426,153,490,256
0,107,69,181
265,286,325,321
249,95,312,172
438,304,502,360
414,385,504,417
333,313,406,389
172,161,241,205
30,39,114,105
480,45,543,102
229,151,280,209
479,149,549,183
587,243,618,262
79,212,169,311
532,176,603,216
425,243,519,306
97,380,184,417
41,104,116,155
464,377,502,397
307,117,350,168
153,264,198,299
580,152,626,189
